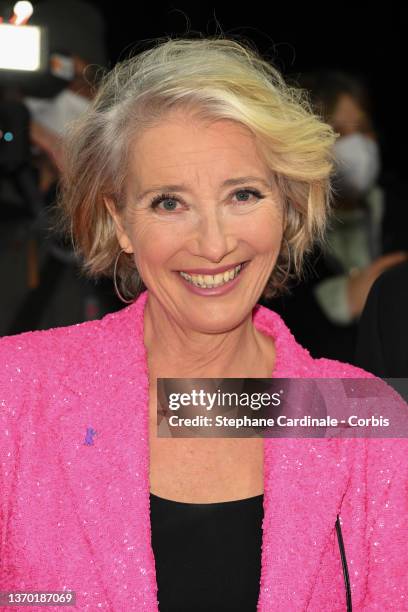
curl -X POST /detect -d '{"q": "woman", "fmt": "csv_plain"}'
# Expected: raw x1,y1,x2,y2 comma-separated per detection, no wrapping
1,38,407,611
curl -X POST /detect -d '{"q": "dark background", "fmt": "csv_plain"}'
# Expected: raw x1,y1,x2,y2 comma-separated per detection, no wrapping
1,2,406,338
90,2,406,178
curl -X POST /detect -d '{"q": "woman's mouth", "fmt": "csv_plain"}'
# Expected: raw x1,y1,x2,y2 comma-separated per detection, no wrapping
178,262,246,289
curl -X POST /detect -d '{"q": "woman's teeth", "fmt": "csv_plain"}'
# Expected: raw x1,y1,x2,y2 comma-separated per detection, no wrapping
179,264,243,288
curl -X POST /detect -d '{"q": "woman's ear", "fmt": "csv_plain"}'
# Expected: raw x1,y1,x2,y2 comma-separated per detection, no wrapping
103,196,133,253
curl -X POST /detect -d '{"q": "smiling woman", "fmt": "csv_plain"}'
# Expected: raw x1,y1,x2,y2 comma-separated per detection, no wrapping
104,111,287,338
1,35,407,612
54,36,336,305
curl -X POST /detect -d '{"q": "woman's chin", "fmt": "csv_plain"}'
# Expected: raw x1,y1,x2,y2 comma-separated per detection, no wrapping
178,309,250,335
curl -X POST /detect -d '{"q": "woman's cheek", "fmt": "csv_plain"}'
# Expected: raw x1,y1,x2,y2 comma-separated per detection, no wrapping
236,208,283,253
131,224,183,273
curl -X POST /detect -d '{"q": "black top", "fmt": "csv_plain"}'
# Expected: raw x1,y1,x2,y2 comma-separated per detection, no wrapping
149,492,264,612
355,260,408,377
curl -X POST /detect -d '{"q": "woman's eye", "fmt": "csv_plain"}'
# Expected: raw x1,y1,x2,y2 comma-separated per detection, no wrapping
159,199,179,211
233,189,264,204
150,194,181,212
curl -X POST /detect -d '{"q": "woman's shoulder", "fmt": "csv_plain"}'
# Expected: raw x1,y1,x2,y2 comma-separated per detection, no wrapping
311,355,376,378
0,320,97,410
0,301,146,399
0,307,134,385
254,302,375,379
0,303,136,355
0,316,100,363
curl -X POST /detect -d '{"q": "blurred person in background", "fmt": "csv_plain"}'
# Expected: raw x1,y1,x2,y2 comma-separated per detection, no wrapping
0,0,107,206
26,0,122,318
26,0,108,258
260,71,408,364
355,260,408,377
0,0,119,327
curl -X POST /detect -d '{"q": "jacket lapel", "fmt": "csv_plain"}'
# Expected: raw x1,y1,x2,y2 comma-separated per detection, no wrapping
57,292,159,609
260,437,351,608
253,305,352,609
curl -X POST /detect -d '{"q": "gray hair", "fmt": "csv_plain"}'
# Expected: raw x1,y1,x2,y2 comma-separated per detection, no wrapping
54,36,338,300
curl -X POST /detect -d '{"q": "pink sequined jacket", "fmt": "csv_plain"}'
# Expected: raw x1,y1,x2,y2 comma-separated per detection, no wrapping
1,289,407,611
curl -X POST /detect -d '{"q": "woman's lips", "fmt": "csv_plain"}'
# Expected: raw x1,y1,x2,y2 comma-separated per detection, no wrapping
176,261,249,297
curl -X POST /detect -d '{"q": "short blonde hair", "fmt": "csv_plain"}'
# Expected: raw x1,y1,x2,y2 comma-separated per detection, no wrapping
54,35,338,301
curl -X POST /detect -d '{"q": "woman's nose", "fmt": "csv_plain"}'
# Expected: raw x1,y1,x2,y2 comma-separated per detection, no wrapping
190,209,238,262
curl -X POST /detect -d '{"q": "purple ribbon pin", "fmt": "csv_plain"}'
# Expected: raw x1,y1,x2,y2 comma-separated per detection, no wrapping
84,427,97,445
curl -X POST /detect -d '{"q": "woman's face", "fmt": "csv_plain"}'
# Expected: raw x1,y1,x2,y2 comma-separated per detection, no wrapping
107,108,284,333
330,93,373,138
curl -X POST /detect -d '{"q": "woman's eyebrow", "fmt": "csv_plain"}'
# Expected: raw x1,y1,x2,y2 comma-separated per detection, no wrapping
136,176,272,200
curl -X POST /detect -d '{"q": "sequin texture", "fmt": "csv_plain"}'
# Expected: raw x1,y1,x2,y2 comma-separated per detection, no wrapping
1,290,407,610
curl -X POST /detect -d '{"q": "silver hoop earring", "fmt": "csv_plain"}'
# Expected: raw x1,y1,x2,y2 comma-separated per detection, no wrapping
113,249,135,304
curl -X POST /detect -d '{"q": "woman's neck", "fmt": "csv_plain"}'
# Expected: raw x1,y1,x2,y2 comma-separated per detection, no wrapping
143,294,275,379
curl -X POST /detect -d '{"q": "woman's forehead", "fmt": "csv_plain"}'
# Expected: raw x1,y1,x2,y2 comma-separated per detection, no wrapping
128,116,270,181
132,112,257,150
